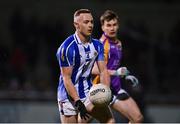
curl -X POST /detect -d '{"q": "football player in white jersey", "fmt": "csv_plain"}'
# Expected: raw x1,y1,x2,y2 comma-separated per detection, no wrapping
56,9,115,123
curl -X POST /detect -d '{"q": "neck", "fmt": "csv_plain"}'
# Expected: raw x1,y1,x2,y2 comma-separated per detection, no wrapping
77,31,90,44
103,33,117,43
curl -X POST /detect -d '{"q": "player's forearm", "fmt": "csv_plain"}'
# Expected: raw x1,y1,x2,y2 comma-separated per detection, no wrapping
100,69,110,87
92,62,116,76
108,70,117,76
92,69,116,76
63,78,80,101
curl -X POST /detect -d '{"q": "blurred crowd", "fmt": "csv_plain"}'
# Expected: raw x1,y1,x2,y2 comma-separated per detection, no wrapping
0,6,180,103
0,7,67,100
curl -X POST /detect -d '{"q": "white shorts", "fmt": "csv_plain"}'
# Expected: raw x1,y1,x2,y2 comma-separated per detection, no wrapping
58,98,91,116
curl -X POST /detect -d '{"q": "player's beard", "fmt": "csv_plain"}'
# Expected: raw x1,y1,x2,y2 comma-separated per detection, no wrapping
82,30,92,38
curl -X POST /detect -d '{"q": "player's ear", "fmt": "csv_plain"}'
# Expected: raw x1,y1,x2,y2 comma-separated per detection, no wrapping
101,25,105,32
74,22,79,30
74,22,77,28
117,23,119,30
74,22,78,29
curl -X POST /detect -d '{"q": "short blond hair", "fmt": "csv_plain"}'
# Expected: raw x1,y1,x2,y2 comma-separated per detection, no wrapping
74,9,91,22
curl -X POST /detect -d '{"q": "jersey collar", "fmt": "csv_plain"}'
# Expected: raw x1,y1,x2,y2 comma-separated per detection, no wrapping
103,33,118,44
74,32,92,45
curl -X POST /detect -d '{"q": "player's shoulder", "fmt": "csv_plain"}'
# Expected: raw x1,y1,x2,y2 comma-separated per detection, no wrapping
99,35,106,43
58,35,77,51
117,39,122,47
61,35,76,48
92,38,103,46
92,38,100,42
57,35,76,55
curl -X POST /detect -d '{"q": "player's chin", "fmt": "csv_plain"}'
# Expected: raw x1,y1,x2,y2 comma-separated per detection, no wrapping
109,34,116,38
86,32,92,36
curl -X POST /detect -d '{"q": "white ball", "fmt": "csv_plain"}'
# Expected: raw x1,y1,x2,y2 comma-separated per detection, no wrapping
89,83,112,106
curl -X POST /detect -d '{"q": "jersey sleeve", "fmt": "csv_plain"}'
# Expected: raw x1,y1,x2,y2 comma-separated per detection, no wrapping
56,45,74,67
96,41,104,61
103,39,110,64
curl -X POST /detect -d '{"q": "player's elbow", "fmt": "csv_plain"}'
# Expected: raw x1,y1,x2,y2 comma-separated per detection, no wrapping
92,66,101,75
91,68,99,75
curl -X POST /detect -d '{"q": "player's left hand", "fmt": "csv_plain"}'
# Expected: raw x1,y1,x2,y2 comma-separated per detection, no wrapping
125,75,139,87
115,67,130,77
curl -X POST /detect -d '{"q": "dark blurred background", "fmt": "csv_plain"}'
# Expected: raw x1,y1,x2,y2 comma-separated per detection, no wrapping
0,0,180,123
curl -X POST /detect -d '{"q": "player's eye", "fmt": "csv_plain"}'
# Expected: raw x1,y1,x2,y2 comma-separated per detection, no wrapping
113,23,117,26
106,24,111,27
84,20,89,24
90,20,94,24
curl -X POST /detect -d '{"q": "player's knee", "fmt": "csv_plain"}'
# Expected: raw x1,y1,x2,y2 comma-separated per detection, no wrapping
133,113,143,123
107,118,115,123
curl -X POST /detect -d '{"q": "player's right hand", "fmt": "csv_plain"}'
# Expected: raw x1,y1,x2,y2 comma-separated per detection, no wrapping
75,100,89,120
115,67,130,77
125,75,139,87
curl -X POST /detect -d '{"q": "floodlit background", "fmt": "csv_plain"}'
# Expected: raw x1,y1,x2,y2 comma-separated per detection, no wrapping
0,0,180,123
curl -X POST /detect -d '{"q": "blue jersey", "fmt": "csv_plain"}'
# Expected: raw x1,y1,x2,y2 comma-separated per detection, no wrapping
56,33,104,102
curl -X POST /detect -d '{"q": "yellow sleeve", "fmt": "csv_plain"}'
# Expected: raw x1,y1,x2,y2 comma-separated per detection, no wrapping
103,39,110,64
93,39,110,84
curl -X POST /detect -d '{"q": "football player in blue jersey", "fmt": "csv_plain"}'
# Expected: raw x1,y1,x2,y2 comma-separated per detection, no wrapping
56,9,115,123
